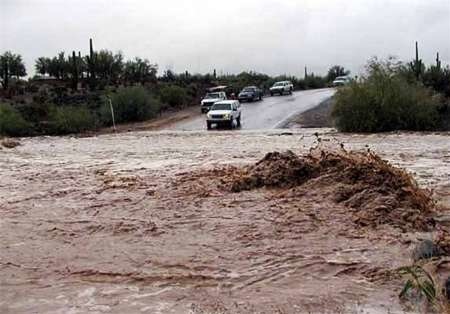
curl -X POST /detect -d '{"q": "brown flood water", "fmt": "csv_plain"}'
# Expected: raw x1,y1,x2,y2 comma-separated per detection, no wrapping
0,129,449,313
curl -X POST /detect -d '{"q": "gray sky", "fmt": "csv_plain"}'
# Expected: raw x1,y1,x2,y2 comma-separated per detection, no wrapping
1,0,449,77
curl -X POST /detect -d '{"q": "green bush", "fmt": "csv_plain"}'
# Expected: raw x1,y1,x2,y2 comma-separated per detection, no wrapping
0,103,32,136
48,106,97,134
332,59,442,132
423,66,450,98
101,86,161,125
159,85,189,108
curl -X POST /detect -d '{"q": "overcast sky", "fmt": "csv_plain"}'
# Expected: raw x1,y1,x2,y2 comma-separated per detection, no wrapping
1,0,449,77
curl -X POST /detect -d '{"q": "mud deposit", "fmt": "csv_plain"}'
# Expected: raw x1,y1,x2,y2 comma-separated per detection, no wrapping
1,129,449,313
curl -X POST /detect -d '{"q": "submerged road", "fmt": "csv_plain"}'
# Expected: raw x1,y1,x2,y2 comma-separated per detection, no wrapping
170,88,336,130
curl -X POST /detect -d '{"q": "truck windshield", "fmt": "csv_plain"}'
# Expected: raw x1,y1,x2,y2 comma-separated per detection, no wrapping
211,103,231,110
205,93,221,99
274,82,284,87
243,87,255,92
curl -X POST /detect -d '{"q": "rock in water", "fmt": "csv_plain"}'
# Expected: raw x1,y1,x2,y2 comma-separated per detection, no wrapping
412,239,441,261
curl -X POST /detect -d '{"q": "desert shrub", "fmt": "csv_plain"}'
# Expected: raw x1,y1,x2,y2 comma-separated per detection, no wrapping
0,103,32,136
304,75,327,89
101,86,161,125
159,85,189,108
332,59,442,132
423,66,450,98
16,102,55,124
48,106,97,134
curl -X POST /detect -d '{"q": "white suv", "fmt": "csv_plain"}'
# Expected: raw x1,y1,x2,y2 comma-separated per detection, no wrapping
201,91,227,113
270,81,294,96
332,76,351,86
206,100,241,130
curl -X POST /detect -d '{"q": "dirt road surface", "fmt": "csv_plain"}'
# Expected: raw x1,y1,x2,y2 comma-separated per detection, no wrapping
170,89,336,130
1,129,449,313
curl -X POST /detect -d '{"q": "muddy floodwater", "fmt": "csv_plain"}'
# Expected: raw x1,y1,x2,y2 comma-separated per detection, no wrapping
1,129,449,313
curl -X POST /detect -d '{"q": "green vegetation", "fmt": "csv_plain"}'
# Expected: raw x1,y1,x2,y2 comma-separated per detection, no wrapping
0,51,27,90
398,264,450,312
399,265,437,304
49,106,97,134
332,56,450,132
103,86,161,124
159,85,188,109
0,103,30,136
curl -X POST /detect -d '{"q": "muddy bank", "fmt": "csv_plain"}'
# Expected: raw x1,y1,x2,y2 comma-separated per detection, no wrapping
284,97,334,128
91,105,201,136
0,129,449,313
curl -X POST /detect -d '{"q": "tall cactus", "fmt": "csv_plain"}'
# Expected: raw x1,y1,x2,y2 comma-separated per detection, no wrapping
410,41,423,80
87,38,96,89
71,51,79,90
78,51,83,79
1,57,8,90
304,66,308,79
436,52,441,70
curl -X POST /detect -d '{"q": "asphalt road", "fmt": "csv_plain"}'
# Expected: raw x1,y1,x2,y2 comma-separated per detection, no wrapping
170,88,336,130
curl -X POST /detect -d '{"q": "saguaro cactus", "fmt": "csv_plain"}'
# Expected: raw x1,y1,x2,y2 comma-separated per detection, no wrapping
410,41,423,80
87,38,96,88
71,51,79,90
78,51,83,79
1,58,8,90
436,52,441,70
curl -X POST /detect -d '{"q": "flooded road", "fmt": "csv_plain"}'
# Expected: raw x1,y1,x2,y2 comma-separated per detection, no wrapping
1,129,449,313
170,89,336,130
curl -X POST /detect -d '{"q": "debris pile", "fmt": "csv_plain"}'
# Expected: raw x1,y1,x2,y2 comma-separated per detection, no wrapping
230,149,436,230
1,138,21,148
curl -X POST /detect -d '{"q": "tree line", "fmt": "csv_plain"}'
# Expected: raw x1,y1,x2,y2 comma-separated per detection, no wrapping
1,38,355,92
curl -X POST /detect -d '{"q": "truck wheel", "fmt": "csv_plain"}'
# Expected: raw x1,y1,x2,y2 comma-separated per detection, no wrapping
259,94,262,101
289,88,293,95
229,120,234,129
236,116,241,127
207,121,212,130
270,92,274,96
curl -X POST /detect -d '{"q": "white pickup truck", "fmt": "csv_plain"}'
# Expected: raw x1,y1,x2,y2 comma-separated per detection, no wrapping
206,100,241,130
270,81,294,96
201,91,227,113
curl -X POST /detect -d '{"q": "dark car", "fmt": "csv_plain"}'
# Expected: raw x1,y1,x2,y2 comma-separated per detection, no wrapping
238,86,263,102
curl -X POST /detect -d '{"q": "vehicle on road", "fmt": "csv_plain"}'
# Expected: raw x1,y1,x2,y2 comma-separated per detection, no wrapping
332,76,351,86
201,91,227,113
238,86,263,102
206,100,241,130
270,81,293,96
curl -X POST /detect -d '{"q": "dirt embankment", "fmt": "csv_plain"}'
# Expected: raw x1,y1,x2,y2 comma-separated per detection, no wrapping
92,105,201,135
284,97,334,128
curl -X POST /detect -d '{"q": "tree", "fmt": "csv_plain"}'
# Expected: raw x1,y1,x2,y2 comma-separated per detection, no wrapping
95,50,123,83
0,51,27,89
123,57,157,85
327,65,350,82
35,57,51,76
